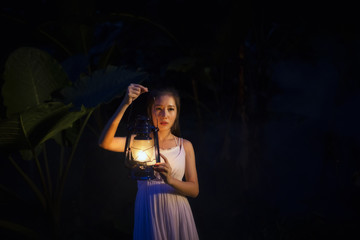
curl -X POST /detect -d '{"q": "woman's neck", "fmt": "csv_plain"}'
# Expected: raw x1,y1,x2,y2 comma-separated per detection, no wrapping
157,130,172,141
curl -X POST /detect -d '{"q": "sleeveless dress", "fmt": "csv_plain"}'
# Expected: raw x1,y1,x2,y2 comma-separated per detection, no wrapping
133,138,199,240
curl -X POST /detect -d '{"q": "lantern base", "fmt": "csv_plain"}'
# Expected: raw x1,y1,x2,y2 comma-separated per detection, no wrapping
130,165,156,180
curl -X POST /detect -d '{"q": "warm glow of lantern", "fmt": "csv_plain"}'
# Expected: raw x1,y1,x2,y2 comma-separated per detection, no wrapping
124,115,160,180
136,151,148,161
131,139,155,164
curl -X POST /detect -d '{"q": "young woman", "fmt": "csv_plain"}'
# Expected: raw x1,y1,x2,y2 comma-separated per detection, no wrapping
99,83,199,240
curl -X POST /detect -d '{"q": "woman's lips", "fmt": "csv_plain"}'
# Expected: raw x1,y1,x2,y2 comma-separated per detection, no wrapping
160,122,168,125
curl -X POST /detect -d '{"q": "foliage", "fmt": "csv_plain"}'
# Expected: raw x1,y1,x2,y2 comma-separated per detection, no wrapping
2,47,69,118
0,23,146,238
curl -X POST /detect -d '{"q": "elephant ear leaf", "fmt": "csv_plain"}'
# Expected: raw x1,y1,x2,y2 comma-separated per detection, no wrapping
0,102,87,152
0,118,28,152
2,47,69,118
20,102,87,147
38,105,87,146
61,65,147,109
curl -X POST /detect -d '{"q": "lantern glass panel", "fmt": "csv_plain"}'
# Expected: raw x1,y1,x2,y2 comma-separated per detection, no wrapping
131,139,156,165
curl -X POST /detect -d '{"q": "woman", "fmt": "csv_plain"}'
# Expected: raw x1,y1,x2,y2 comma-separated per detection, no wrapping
99,83,199,240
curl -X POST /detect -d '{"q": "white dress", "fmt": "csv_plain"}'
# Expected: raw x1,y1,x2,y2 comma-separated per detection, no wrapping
133,138,199,240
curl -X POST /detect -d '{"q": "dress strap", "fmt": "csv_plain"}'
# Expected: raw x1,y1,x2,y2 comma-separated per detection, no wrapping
179,138,183,152
175,136,179,146
174,136,182,146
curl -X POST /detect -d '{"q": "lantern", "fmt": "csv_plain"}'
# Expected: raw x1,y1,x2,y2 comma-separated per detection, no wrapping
124,115,160,180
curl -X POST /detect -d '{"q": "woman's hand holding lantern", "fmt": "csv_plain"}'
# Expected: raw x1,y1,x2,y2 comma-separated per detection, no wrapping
154,153,173,184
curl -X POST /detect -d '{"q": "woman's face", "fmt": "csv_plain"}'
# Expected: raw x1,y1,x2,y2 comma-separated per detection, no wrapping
151,94,177,132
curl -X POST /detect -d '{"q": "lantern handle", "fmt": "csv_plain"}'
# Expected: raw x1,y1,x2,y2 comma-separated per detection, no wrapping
125,90,152,129
152,126,160,164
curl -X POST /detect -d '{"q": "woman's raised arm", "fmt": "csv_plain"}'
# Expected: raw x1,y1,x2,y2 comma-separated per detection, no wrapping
98,84,148,152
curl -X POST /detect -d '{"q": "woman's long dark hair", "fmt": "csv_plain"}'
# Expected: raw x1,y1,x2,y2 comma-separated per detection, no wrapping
147,88,181,137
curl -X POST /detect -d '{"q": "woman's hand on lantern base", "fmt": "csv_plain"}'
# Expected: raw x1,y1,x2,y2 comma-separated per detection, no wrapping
154,153,173,184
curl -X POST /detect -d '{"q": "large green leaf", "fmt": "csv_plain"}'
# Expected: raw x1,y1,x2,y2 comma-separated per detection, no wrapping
0,118,27,151
2,47,69,117
61,65,147,108
39,106,87,145
21,102,87,147
52,124,80,147
0,102,87,151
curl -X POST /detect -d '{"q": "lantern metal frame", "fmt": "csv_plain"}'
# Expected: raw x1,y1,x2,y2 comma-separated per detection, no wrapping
124,115,160,180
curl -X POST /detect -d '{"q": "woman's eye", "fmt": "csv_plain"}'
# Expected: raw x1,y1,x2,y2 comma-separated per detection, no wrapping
168,108,175,111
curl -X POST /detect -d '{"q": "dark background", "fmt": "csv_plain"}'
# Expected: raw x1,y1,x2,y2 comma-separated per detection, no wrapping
1,0,360,239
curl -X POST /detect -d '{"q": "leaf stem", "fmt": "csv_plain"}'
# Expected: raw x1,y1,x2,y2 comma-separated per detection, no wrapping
56,109,94,211
8,155,47,209
20,115,50,208
58,143,64,192
37,24,73,56
43,143,53,198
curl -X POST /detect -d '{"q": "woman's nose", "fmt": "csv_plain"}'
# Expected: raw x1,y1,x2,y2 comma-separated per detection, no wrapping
160,109,168,117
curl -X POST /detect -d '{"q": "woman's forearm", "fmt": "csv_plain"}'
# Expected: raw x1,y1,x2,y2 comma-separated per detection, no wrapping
98,84,148,152
168,178,199,198
98,101,129,150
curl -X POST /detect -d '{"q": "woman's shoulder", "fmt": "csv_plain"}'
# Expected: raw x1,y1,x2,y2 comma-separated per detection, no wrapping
180,138,196,160
180,138,194,151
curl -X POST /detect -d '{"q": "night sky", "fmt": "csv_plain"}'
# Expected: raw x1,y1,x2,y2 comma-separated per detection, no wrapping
1,1,360,239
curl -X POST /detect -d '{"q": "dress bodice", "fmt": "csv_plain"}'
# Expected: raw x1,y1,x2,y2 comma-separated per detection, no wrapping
138,138,185,185
158,138,185,181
